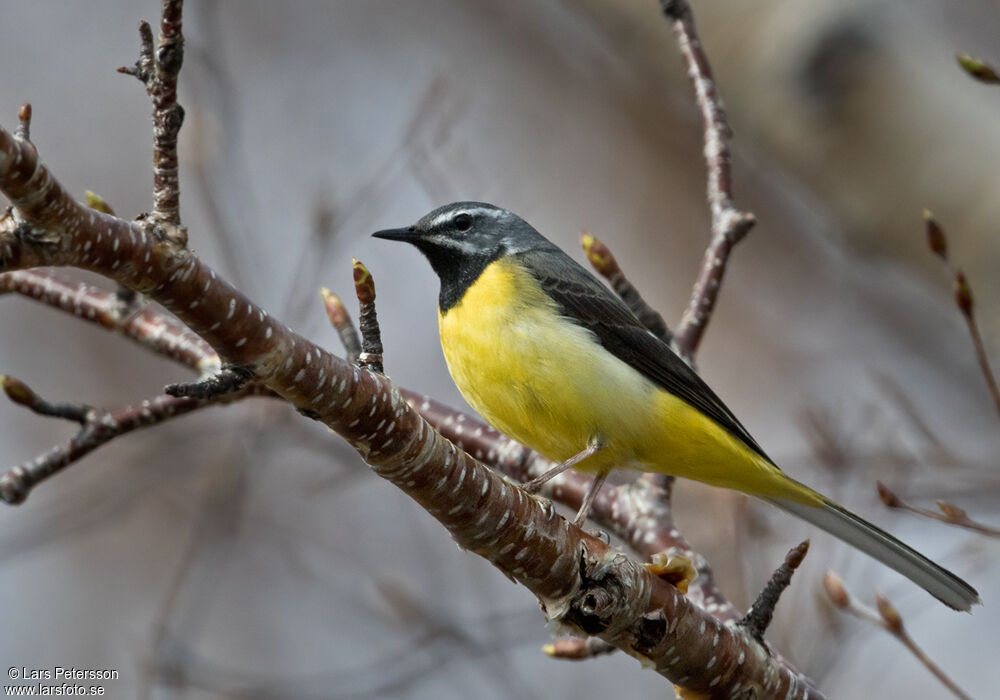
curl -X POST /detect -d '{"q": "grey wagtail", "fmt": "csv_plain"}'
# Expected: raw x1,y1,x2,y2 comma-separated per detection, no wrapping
373,201,979,611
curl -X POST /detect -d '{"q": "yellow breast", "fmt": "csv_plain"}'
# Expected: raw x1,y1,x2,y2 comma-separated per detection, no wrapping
437,257,817,504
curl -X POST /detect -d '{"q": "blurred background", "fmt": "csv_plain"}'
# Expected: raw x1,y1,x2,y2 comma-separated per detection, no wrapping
1,1,998,697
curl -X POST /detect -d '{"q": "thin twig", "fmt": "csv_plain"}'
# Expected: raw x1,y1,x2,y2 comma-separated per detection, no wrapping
119,2,185,225
581,232,671,343
877,481,1000,538
150,0,185,224
739,540,809,643
660,0,756,362
923,211,1000,420
824,573,973,700
0,375,212,504
352,259,384,374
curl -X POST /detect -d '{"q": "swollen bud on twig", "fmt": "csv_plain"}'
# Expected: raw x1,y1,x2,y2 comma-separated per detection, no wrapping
352,259,376,305
875,593,903,634
581,233,621,277
922,210,948,260
0,375,38,408
876,481,901,508
954,272,973,317
15,103,32,141
85,191,117,216
823,571,849,608
936,501,967,522
956,52,1000,84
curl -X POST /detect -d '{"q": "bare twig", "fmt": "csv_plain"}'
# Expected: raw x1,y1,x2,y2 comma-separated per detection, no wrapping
660,0,756,362
581,232,671,343
150,0,185,224
120,1,185,224
923,211,1000,420
0,375,212,504
739,540,809,643
352,259,384,373
824,573,972,700
877,481,1000,538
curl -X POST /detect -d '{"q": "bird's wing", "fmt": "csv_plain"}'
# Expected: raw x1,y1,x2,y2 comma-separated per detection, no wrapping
518,247,771,462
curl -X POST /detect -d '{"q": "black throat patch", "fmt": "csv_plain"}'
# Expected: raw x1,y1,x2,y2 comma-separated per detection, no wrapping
416,242,502,314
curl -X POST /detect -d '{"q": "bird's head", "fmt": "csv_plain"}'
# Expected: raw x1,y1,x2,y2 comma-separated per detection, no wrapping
373,202,547,305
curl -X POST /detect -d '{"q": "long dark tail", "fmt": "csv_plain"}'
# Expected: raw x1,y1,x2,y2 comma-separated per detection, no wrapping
764,493,980,611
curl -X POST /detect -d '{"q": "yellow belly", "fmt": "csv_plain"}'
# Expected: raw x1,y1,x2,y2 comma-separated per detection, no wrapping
438,258,817,504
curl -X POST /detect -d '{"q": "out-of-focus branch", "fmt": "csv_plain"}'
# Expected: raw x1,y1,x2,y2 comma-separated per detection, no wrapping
824,573,972,700
660,0,756,363
923,211,1000,420
321,288,361,363
877,481,1000,538
581,232,671,343
0,375,215,504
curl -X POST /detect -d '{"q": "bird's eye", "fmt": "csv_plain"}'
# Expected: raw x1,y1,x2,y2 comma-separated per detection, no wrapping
453,213,472,232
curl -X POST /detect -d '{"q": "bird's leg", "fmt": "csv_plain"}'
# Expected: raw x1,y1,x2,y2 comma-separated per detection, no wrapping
521,439,605,493
573,469,610,528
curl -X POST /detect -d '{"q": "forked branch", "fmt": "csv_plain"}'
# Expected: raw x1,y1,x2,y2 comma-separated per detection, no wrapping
660,0,756,362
